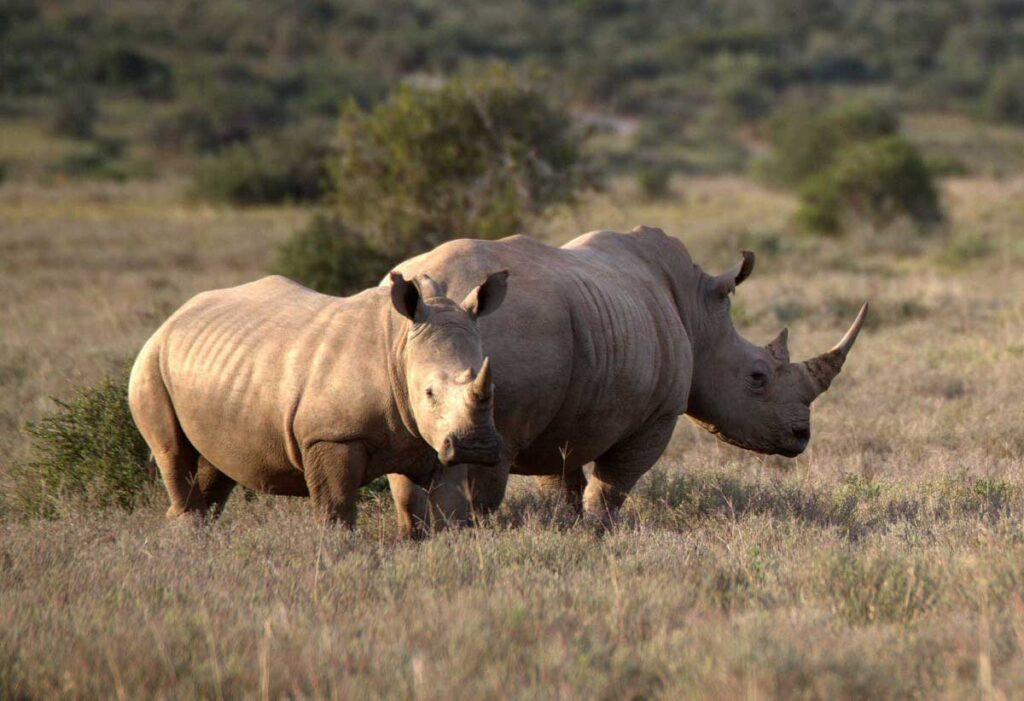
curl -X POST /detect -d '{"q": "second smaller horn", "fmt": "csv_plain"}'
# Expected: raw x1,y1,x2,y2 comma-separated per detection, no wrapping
472,357,493,401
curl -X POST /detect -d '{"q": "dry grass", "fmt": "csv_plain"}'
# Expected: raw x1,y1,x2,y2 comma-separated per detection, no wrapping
2,171,1024,699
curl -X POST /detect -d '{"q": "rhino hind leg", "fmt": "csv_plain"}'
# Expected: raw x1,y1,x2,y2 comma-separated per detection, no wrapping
534,468,587,514
303,441,368,526
195,457,236,518
152,438,203,520
584,415,677,530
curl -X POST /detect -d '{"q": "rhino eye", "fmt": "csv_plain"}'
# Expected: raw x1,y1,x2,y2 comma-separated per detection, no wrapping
749,370,768,390
425,387,436,402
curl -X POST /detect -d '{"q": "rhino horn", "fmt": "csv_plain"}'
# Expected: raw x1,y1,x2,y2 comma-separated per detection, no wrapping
471,357,493,402
803,303,869,395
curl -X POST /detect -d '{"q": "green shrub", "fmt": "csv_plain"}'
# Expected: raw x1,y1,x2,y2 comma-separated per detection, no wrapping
153,77,285,152
715,72,773,122
50,91,97,139
274,214,397,296
13,369,153,516
756,100,898,188
983,60,1024,125
190,125,332,205
796,136,942,235
332,64,592,258
54,138,129,181
636,166,672,200
93,46,173,99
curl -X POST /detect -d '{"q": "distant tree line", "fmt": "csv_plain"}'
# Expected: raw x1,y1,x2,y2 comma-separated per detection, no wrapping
7,0,1024,155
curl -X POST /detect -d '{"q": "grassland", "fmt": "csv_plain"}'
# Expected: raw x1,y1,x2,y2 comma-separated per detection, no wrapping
2,148,1024,697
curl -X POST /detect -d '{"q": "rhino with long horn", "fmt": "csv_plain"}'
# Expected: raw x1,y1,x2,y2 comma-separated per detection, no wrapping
384,226,867,534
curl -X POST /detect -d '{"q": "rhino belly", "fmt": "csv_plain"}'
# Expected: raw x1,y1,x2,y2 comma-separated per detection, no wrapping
165,367,310,496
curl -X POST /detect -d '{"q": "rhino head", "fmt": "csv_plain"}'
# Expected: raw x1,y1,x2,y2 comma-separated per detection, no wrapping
685,251,867,457
390,271,508,466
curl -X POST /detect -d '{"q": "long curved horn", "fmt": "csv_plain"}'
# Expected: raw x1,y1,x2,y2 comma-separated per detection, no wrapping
471,357,492,402
803,303,869,395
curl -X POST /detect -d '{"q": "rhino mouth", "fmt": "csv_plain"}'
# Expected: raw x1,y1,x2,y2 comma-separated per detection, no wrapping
695,419,809,458
438,433,503,466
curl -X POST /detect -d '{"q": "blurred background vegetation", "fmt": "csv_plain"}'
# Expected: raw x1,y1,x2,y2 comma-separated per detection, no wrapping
6,0,1024,188
6,1,1024,237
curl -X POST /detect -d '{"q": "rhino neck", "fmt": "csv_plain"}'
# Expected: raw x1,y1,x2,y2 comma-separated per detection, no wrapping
656,256,706,351
384,311,421,443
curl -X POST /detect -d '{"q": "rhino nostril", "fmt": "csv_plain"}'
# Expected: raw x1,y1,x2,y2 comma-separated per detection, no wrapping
793,426,810,442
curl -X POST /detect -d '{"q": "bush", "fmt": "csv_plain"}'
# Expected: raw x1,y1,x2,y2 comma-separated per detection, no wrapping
332,64,592,258
274,214,397,296
54,138,129,181
13,369,153,516
636,166,672,199
93,46,174,99
153,77,285,152
50,91,97,139
756,100,898,188
983,60,1024,124
190,125,332,205
796,137,942,235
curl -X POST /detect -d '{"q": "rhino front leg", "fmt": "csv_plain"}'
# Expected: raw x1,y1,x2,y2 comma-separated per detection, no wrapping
303,441,368,526
584,415,677,530
388,473,430,539
428,463,469,532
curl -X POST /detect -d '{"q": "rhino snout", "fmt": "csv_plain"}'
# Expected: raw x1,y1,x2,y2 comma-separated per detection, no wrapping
439,432,503,466
779,424,811,457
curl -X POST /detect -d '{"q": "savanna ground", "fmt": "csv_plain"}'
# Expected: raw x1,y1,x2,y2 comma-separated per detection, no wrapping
2,119,1024,699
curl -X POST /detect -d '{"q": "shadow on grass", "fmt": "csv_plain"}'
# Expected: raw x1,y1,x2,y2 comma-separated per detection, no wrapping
628,465,1023,540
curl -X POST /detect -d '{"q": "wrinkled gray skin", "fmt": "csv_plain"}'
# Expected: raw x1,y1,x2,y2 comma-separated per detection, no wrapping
129,271,508,526
386,226,866,535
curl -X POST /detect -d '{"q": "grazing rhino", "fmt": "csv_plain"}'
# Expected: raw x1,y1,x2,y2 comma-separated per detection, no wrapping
386,226,866,534
129,271,508,526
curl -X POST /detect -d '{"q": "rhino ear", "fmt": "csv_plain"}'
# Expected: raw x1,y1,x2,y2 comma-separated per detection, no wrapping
766,327,790,364
390,273,429,322
462,270,509,319
710,250,755,298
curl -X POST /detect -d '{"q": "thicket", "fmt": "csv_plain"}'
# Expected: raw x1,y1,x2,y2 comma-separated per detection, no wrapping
274,215,396,296
335,66,589,251
9,0,1024,174
796,137,942,235
190,124,333,205
757,102,941,235
276,66,591,293
11,369,152,517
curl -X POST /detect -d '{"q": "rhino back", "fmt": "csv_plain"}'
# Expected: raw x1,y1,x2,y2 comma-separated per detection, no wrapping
153,276,395,491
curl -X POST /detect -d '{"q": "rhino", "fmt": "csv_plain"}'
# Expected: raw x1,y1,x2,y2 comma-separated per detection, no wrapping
386,226,867,535
128,271,508,526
